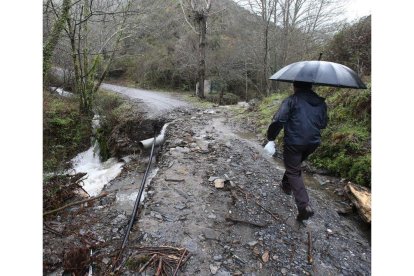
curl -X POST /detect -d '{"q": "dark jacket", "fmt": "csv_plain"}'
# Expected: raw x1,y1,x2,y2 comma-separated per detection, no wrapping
267,89,328,145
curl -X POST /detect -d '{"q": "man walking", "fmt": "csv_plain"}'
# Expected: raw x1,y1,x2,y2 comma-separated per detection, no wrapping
266,81,328,221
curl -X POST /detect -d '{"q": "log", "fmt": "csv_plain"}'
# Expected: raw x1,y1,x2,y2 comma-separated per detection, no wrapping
345,182,371,223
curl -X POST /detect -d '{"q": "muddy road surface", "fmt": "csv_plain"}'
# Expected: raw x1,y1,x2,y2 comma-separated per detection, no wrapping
43,88,371,275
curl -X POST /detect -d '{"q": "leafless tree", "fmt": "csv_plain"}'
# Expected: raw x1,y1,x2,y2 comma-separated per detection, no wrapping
43,0,71,84
179,0,214,99
58,0,133,114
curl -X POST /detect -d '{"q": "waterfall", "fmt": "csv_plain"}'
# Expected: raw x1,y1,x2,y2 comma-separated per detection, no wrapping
70,115,124,197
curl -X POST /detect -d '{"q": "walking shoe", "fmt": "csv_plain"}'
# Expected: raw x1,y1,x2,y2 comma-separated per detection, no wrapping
280,184,292,195
296,206,314,221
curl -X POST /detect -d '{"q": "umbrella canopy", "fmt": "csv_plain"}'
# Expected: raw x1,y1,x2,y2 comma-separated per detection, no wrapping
269,60,366,89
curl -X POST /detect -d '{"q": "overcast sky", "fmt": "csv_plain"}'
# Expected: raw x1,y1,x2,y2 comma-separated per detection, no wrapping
343,0,372,21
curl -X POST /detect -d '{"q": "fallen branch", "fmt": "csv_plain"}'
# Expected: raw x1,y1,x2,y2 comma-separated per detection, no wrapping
133,246,190,275
345,182,371,223
225,216,268,228
254,201,280,221
138,254,157,273
173,249,187,276
43,192,109,216
165,178,185,182
43,223,63,236
307,231,313,264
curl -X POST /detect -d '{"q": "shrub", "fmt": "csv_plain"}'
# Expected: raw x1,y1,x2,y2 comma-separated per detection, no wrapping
206,92,240,105
43,90,92,172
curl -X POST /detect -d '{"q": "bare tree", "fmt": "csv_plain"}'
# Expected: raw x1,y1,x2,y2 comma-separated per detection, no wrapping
179,0,214,99
276,0,345,64
61,0,133,114
235,0,276,96
43,0,71,84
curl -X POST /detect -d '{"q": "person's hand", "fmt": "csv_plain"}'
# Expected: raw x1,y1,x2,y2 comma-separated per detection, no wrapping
264,141,276,156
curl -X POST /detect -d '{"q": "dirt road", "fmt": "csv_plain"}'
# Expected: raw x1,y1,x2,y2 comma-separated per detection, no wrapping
43,89,371,275
101,83,189,117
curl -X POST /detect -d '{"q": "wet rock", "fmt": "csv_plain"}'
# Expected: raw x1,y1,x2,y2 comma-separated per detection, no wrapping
150,211,163,220
203,229,219,240
216,269,231,276
248,241,258,247
210,264,219,274
175,203,187,210
184,239,198,252
213,255,223,261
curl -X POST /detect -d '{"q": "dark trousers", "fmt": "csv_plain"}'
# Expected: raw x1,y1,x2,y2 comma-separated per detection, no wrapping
282,144,318,210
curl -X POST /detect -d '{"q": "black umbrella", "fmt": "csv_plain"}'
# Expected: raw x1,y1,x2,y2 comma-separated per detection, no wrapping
269,60,366,89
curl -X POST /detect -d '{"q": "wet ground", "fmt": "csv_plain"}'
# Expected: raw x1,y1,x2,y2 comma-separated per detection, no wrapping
43,89,371,275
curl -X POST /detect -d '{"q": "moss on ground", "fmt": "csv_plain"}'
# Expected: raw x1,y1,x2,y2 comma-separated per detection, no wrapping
94,89,144,161
43,90,92,173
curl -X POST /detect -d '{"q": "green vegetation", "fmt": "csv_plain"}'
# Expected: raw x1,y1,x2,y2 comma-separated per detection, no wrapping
310,83,371,186
43,90,92,172
206,92,241,105
94,90,142,161
255,82,371,187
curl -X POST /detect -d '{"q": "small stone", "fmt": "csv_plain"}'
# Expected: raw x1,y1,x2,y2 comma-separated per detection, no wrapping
151,211,163,220
210,264,219,274
209,176,219,182
248,241,258,247
214,179,225,188
175,203,187,210
272,255,278,260
102,257,110,265
246,171,253,175
208,214,217,219
216,269,231,276
262,250,270,263
203,229,218,240
253,246,260,256
281,268,288,274
213,255,223,261
327,228,333,234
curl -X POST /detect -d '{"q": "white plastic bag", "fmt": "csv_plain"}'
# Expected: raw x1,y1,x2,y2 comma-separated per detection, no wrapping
264,141,276,156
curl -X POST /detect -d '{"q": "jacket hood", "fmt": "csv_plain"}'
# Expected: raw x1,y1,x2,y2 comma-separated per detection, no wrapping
296,89,325,106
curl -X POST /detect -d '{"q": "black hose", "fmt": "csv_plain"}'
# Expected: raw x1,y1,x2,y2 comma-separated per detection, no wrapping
117,130,157,260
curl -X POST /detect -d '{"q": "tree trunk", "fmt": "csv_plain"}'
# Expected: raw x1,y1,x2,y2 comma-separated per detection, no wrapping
197,13,207,99
43,0,71,84
263,23,270,96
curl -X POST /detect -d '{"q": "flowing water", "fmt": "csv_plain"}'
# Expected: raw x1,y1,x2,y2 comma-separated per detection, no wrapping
70,115,125,196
